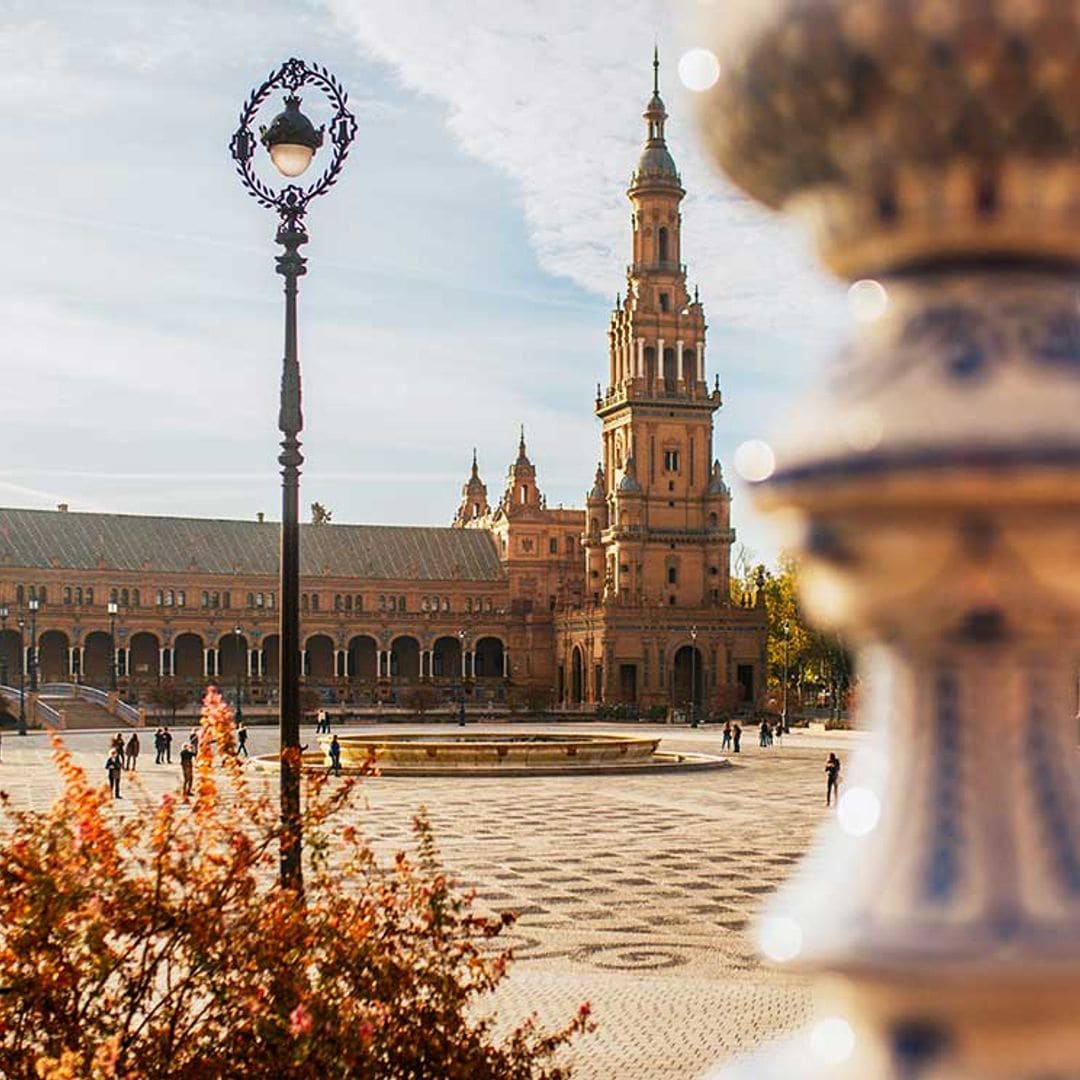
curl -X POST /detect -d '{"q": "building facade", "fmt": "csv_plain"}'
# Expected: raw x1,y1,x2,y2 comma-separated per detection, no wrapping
0,59,765,715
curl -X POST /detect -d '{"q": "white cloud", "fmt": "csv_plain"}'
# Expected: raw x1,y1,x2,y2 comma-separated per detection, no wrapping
321,0,846,340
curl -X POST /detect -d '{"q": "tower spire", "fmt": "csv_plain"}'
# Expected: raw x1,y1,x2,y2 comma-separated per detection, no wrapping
653,44,659,95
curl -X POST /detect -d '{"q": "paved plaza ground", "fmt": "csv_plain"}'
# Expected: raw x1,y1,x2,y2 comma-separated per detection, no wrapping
0,721,861,1078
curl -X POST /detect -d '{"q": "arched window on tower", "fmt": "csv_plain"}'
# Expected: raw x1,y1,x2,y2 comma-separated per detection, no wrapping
663,347,677,392
644,346,656,385
683,348,696,382
658,226,669,264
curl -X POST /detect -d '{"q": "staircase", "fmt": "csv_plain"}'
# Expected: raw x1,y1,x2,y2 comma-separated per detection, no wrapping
40,696,123,730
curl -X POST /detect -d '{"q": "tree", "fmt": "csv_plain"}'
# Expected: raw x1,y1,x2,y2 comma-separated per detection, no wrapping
402,684,438,718
310,502,332,525
144,679,190,727
0,688,592,1078
299,687,323,718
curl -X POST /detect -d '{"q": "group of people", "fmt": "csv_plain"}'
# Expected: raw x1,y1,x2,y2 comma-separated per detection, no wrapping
758,719,783,747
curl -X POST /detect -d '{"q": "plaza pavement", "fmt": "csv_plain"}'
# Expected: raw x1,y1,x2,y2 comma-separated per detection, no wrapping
0,721,864,1079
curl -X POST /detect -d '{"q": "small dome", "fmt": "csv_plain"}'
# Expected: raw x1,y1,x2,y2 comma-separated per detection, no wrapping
708,459,730,496
633,144,680,185
618,458,643,494
587,463,606,502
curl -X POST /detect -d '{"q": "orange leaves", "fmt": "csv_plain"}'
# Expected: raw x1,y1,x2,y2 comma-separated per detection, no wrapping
0,701,589,1079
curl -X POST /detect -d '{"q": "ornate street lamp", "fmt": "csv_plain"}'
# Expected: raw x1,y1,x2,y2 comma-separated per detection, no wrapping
230,58,356,893
108,601,119,691
0,604,8,689
780,620,790,734
16,619,26,736
689,625,699,728
233,625,244,723
27,597,39,692
458,628,468,726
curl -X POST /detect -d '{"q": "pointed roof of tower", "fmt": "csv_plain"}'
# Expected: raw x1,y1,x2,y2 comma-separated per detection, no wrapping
632,49,682,192
708,459,730,496
588,462,606,502
515,424,532,468
464,447,485,492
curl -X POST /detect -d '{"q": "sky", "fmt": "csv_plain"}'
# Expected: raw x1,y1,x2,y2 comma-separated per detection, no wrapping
1,0,848,566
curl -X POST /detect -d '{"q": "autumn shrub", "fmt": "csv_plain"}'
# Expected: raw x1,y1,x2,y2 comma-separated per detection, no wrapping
0,688,590,1078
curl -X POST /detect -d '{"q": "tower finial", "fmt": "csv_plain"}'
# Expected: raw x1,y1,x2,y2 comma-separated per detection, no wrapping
519,423,525,453
653,44,659,95
471,446,478,475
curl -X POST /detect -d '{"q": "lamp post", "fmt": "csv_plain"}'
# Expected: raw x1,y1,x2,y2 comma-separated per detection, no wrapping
27,597,39,692
16,619,26,736
231,59,356,893
233,625,244,723
0,604,8,689
108,601,118,691
458,628,467,726
689,625,699,728
781,619,790,734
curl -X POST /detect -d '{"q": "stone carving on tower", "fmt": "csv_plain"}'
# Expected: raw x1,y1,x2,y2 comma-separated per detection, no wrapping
693,0,1080,1076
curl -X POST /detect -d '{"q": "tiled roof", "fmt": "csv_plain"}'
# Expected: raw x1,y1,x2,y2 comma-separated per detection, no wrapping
0,508,504,582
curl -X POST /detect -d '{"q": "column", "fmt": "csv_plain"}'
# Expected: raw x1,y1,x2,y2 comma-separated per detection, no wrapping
68,646,78,679
696,341,705,383
162,648,171,678
117,647,127,679
676,338,684,381
636,337,644,377
22,645,29,677
376,649,383,678
502,650,509,678
460,649,467,679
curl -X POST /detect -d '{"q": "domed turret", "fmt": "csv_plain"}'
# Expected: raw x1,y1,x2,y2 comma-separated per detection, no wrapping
630,48,684,195
587,463,606,503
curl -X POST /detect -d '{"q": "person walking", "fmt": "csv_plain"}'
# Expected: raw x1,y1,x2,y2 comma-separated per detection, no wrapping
328,733,341,777
106,748,123,799
180,739,196,799
759,720,770,748
732,723,742,754
721,721,732,751
111,732,125,758
825,753,842,806
154,728,165,765
236,722,249,758
125,731,140,772
162,727,173,764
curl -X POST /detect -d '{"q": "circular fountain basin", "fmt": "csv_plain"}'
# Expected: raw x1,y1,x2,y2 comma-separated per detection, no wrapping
270,730,727,776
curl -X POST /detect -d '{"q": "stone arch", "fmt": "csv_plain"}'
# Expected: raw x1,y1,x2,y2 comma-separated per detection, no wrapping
390,635,420,682
173,633,204,681
347,634,377,681
474,636,504,679
83,630,112,687
218,632,248,680
38,629,70,683
0,628,20,686
571,646,584,705
129,632,159,681
304,634,334,681
672,645,704,712
432,635,462,679
261,634,280,682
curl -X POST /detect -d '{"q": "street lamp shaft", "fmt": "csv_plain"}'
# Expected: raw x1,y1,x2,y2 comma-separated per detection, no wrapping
277,224,307,895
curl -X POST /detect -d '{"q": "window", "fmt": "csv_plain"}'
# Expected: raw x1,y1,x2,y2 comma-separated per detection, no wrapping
398,595,406,612
669,595,676,605
176,591,184,607
354,595,362,612
334,594,342,612
421,597,429,612
465,598,473,613
549,537,558,554
302,594,310,612
201,591,209,608
659,292,670,312
156,590,164,607
658,226,669,263
87,587,94,606
211,591,220,609
388,596,396,612
222,592,231,609
344,595,352,612
165,590,174,607
710,566,719,577
664,450,680,472
520,485,528,504
484,598,492,612
109,588,118,604
256,592,265,608
38,587,46,604
378,595,386,611
121,588,129,606
308,593,317,612
247,592,255,608
15,586,23,604
132,589,140,607
64,587,72,605
667,567,677,585
267,593,275,610
566,536,575,555
442,597,450,612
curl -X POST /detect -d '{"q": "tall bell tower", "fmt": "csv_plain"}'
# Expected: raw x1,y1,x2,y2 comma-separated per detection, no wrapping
586,50,731,610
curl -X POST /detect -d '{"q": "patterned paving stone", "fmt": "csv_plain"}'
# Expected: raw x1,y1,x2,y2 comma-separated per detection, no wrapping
0,722,866,1078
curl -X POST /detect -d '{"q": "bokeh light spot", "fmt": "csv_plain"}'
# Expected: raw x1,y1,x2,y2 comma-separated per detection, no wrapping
678,48,721,92
838,787,881,837
734,439,775,483
848,279,889,322
759,916,803,963
811,1017,856,1065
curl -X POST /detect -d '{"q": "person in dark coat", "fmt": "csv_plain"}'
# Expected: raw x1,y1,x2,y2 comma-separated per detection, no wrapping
106,748,123,799
162,727,173,764
125,732,140,771
236,723,249,758
826,753,842,806
180,740,196,799
328,734,342,777
721,721,732,751
732,723,742,754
